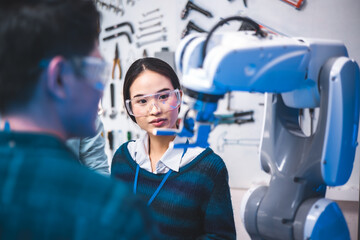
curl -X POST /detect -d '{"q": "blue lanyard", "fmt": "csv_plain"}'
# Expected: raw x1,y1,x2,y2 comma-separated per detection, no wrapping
133,140,188,206
133,165,172,206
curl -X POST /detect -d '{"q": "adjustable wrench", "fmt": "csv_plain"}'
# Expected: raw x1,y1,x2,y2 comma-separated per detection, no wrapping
137,27,167,39
139,14,163,24
136,35,167,48
139,21,161,31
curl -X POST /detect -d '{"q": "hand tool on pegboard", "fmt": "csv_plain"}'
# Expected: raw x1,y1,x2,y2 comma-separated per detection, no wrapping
105,21,134,34
103,31,132,42
109,83,117,119
142,8,160,17
139,15,163,25
103,21,134,42
136,35,167,48
181,20,206,38
137,27,167,39
181,1,213,19
139,22,162,31
95,0,124,15
280,0,305,10
112,43,122,80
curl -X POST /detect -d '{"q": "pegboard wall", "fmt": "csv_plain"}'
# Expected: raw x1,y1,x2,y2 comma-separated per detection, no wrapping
97,0,360,201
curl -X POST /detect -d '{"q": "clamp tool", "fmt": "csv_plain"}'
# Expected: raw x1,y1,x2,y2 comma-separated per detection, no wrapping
112,43,122,80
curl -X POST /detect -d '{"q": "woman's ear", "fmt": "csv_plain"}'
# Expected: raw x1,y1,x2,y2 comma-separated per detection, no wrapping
47,56,67,100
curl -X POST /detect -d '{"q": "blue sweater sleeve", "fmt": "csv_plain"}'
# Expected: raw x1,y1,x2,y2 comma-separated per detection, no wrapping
201,162,236,240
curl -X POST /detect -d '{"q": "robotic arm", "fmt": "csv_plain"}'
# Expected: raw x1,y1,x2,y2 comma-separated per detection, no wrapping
157,17,360,239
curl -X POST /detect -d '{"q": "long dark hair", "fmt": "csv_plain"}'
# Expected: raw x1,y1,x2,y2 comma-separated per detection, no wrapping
123,57,181,122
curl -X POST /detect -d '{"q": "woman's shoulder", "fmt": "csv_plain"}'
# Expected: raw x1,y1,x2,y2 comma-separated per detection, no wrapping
112,141,134,162
199,147,225,164
111,141,137,171
114,140,134,154
182,147,227,173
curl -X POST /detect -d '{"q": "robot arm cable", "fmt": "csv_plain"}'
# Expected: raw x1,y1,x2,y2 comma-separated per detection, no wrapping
201,16,267,67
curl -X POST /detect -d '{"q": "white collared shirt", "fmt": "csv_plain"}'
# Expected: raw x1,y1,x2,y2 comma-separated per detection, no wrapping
127,133,205,174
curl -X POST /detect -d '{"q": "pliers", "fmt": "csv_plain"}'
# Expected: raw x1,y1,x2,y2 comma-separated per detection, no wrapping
112,43,122,80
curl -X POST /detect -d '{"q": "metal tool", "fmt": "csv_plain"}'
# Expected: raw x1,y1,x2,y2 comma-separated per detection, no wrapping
215,110,255,124
181,1,213,20
105,21,134,34
103,31,132,43
107,131,114,150
137,27,166,39
109,83,118,119
136,35,167,48
139,21,161,31
139,14,163,24
142,8,160,17
181,20,206,38
280,0,305,9
112,43,122,80
217,131,259,152
95,0,124,15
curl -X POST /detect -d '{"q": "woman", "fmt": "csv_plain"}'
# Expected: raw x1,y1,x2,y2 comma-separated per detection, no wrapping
111,57,236,239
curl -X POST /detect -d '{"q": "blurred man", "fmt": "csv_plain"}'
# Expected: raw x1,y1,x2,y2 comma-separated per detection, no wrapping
0,0,154,239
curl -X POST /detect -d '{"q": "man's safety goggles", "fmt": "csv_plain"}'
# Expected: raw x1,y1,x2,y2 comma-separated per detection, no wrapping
75,56,110,91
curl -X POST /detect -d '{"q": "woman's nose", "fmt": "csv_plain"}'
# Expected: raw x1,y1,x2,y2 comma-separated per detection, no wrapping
148,102,161,115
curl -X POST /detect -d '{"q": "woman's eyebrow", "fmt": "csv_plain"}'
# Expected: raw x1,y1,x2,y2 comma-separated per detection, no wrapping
132,88,171,98
156,88,171,93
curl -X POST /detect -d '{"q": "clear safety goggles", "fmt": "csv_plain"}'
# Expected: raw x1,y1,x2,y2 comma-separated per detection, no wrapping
125,89,181,117
73,56,110,91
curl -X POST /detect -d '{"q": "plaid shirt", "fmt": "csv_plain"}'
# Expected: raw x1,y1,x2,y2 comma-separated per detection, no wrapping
0,131,155,240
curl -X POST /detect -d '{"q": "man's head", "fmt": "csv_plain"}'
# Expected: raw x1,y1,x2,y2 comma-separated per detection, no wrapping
0,0,105,139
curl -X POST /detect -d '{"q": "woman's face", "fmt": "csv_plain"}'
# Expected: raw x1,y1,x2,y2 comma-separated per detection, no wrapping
129,70,180,136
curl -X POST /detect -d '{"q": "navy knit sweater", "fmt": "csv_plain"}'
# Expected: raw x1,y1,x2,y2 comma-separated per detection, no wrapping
111,142,236,240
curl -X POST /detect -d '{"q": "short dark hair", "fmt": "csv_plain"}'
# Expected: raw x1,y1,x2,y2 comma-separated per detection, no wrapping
0,0,100,113
123,57,181,122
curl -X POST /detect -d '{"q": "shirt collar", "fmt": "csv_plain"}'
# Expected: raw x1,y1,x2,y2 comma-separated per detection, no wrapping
159,135,188,172
131,133,188,173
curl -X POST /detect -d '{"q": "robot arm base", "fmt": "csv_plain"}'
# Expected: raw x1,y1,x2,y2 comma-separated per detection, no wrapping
294,198,350,240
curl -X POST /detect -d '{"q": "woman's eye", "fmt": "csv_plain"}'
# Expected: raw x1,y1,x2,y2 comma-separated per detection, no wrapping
159,94,170,100
136,98,147,104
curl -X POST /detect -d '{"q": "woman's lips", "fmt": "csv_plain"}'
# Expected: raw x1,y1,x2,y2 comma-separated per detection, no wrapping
150,118,167,127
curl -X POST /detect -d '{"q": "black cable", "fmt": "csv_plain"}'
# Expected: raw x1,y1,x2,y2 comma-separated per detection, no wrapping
201,16,266,67
182,109,193,133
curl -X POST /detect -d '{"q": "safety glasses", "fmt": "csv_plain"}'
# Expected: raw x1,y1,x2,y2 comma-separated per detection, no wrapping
125,89,181,117
40,56,110,91
75,56,110,91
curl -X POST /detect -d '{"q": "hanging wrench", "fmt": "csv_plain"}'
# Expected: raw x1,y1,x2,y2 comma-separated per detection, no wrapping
139,21,161,31
137,27,167,39
142,8,160,17
139,14,163,24
136,35,167,48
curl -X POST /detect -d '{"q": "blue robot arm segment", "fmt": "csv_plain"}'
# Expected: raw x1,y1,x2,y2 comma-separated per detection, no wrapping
321,57,360,186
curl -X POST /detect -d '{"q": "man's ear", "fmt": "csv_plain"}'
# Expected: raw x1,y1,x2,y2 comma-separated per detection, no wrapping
47,56,67,100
